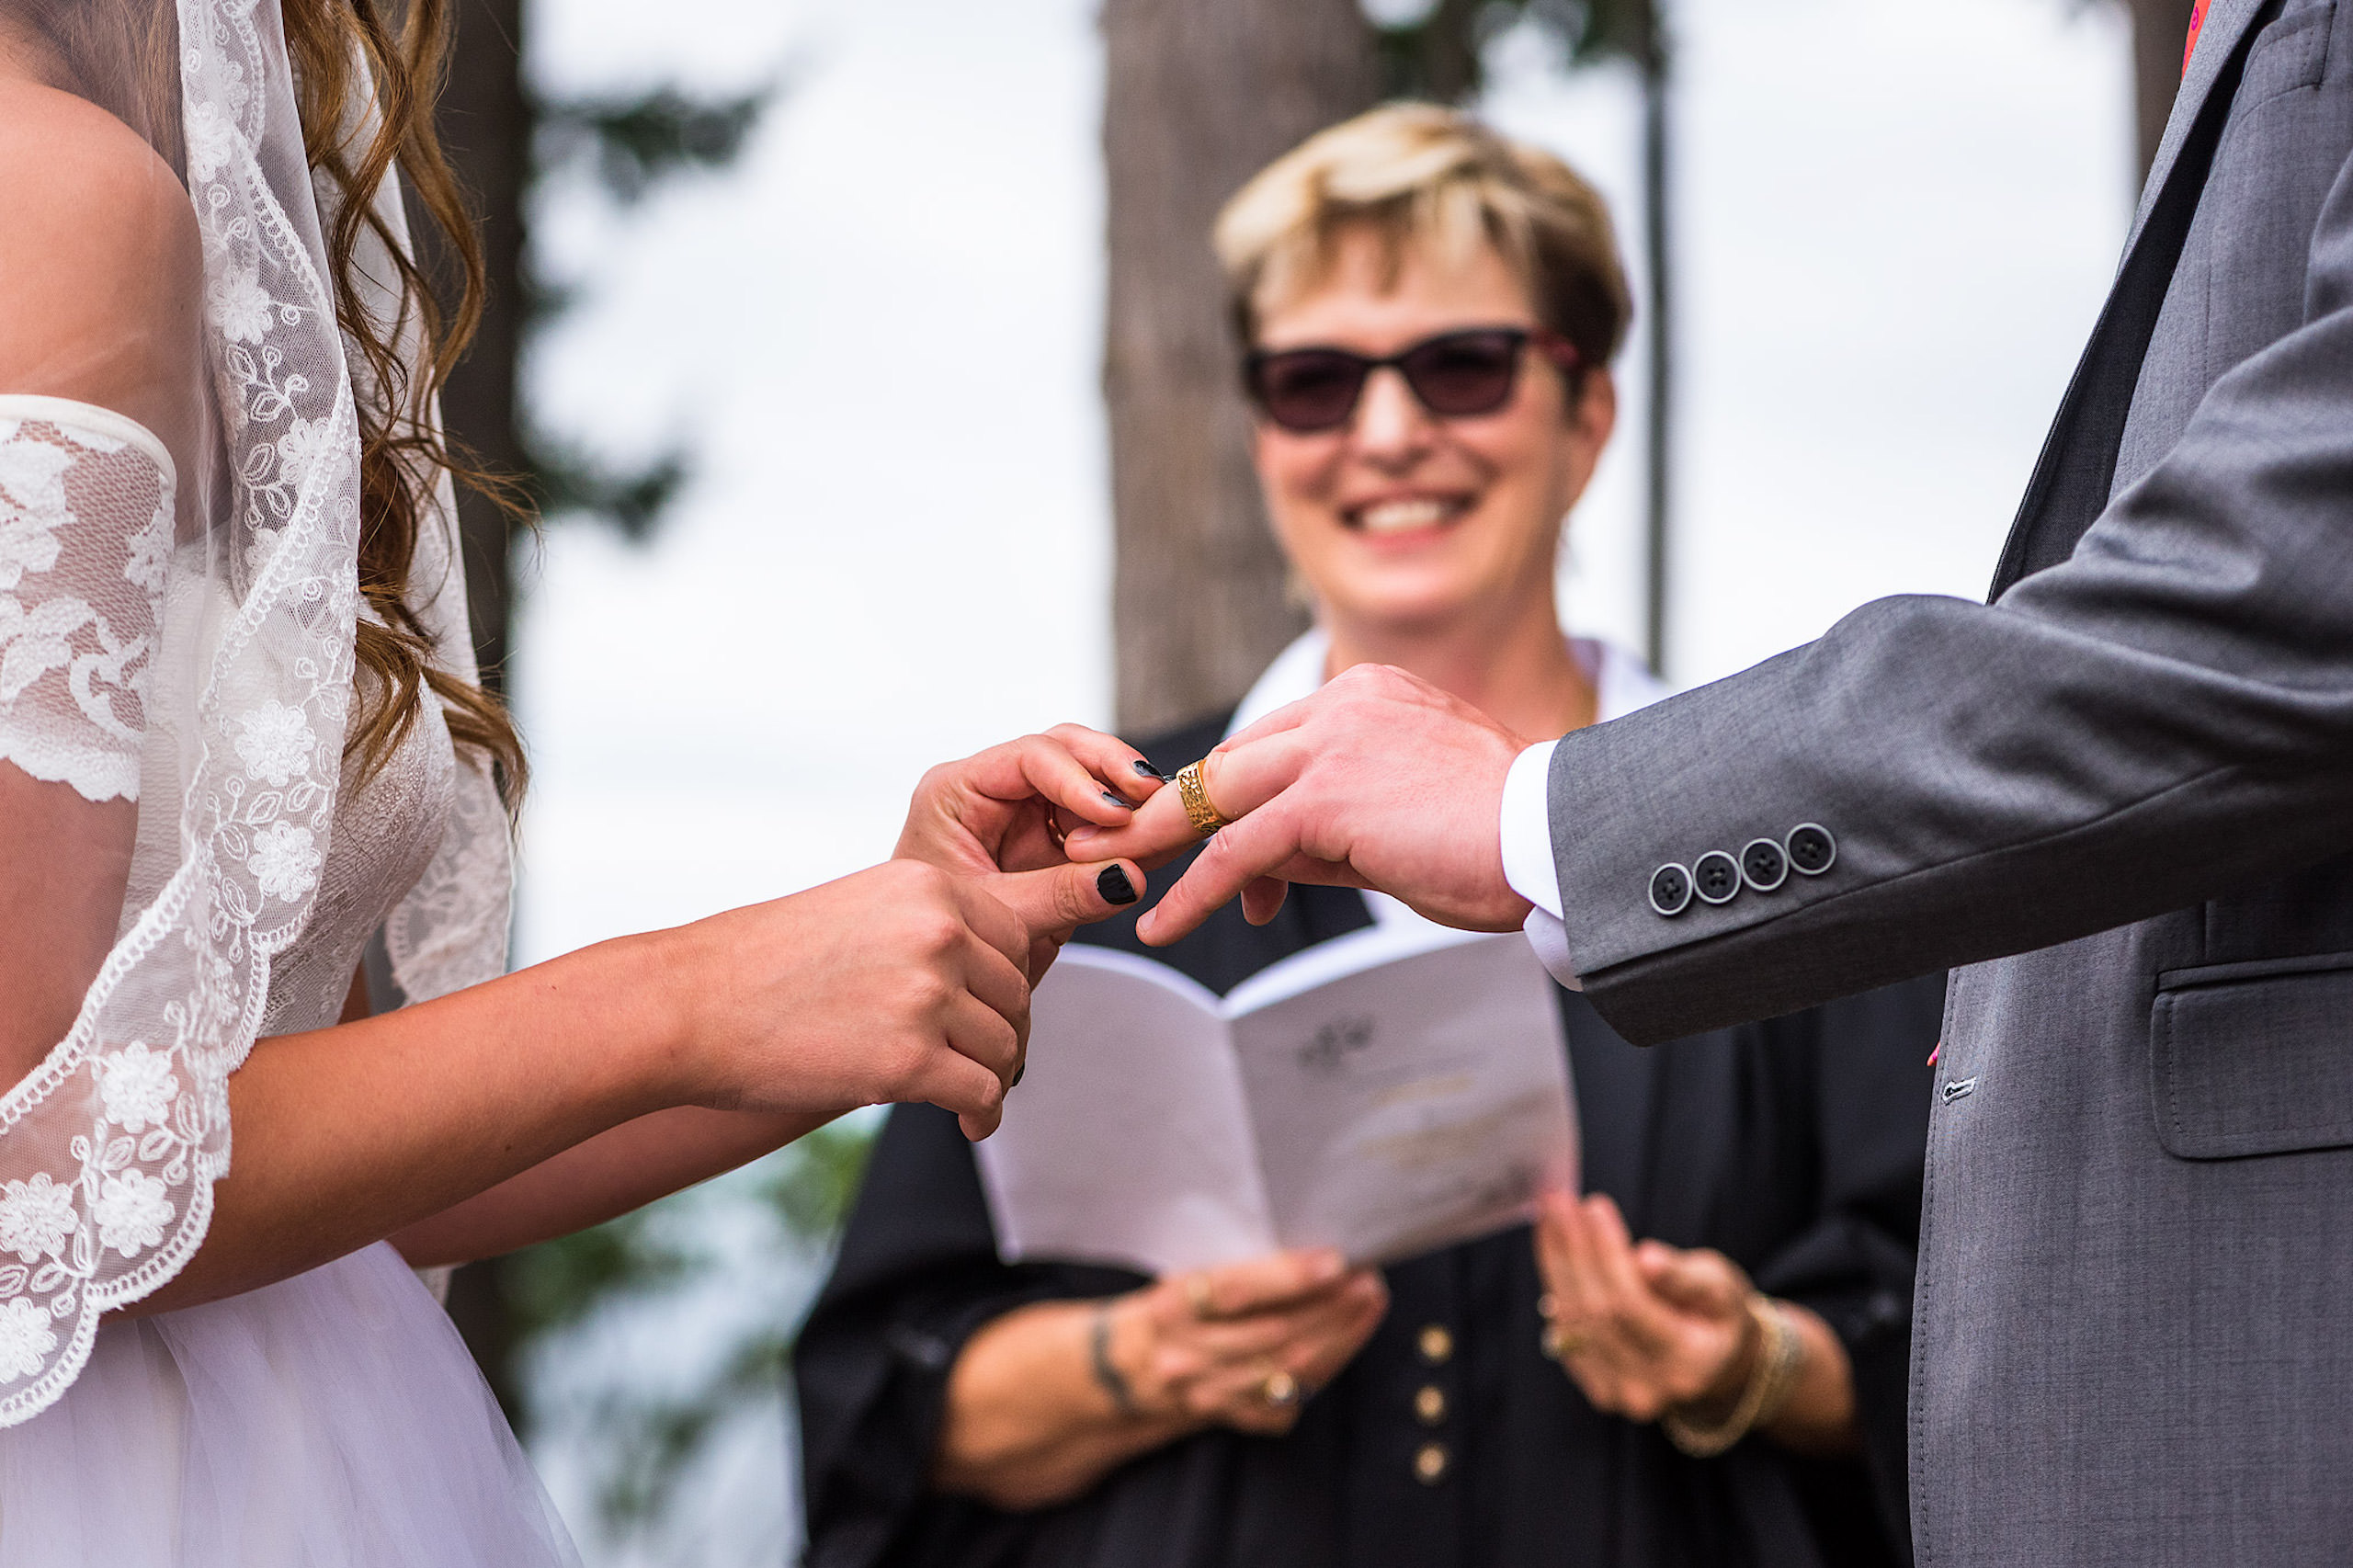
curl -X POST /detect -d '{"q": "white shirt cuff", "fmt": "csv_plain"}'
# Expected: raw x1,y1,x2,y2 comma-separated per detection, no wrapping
1500,740,1580,990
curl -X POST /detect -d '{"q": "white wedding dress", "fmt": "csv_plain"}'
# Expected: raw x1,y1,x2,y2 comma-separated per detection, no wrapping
0,403,574,1566
0,2,578,1560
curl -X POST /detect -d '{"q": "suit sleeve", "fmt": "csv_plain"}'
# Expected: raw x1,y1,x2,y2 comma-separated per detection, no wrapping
1552,145,2353,1044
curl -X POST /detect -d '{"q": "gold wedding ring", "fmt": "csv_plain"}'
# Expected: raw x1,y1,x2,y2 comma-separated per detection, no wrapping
1537,1292,1585,1360
1540,1321,1586,1361
1259,1368,1301,1409
1176,758,1235,836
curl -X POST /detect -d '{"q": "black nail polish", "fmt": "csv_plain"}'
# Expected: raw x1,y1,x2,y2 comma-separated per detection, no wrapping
1011,1062,1025,1088
1131,759,1158,778
1097,864,1138,905
1100,790,1127,809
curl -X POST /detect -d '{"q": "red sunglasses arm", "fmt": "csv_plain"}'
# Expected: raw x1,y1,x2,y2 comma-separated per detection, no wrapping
1534,328,1583,372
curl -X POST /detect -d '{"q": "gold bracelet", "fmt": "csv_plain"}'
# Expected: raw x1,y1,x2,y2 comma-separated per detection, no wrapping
1660,1295,1805,1459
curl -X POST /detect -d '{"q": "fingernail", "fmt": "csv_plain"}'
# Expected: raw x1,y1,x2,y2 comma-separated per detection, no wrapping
1131,759,1158,778
1100,790,1129,809
1011,1062,1025,1088
1097,864,1138,905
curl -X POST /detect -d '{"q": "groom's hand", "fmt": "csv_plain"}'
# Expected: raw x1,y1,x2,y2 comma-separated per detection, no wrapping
1068,665,1531,944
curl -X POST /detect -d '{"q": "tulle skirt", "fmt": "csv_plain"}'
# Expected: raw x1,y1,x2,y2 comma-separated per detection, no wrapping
0,1242,579,1566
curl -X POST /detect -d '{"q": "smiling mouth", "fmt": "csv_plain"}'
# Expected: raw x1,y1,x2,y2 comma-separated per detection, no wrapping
1344,495,1472,535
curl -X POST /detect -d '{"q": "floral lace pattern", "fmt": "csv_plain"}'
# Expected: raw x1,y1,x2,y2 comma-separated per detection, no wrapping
383,469,513,1008
0,0,380,1425
0,413,173,803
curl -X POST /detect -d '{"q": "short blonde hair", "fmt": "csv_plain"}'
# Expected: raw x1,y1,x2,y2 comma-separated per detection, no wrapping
1213,104,1631,374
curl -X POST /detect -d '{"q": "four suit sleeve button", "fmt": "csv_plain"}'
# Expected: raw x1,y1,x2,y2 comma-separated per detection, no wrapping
1740,837,1788,892
1692,850,1741,904
1651,825,1836,915
1648,863,1694,916
1785,823,1837,875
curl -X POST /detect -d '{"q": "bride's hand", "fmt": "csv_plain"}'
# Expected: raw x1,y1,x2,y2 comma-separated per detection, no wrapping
899,726,1166,978
900,725,1165,878
664,859,1044,1139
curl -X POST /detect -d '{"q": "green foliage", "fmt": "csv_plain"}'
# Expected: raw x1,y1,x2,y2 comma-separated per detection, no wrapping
1373,0,1663,101
524,436,688,542
536,85,775,207
522,79,778,543
502,1204,693,1346
509,1119,880,1541
753,1118,878,1238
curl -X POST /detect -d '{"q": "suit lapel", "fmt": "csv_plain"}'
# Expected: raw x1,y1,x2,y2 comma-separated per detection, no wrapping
2129,0,2268,252
1987,0,2269,599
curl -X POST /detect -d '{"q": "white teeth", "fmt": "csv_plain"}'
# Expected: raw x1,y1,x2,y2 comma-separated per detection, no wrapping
1356,497,1454,534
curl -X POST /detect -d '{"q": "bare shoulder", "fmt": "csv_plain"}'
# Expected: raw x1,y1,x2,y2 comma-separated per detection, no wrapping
0,78,203,438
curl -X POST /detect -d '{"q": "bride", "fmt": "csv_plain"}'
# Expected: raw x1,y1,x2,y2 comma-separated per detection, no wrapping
0,0,1155,1560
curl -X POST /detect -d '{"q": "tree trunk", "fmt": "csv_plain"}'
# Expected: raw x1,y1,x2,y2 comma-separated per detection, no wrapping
426,0,529,1425
2127,0,2198,179
433,0,529,697
1631,4,1673,680
1101,0,1382,733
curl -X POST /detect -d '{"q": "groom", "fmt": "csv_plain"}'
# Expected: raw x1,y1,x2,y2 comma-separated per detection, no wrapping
1074,2,2353,1562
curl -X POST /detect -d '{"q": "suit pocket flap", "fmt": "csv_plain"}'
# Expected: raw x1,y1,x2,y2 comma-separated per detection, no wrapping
2152,955,2353,1159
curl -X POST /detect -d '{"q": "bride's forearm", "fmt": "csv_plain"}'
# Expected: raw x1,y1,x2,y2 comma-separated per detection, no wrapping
388,1105,835,1267
119,857,1046,1316
127,931,693,1314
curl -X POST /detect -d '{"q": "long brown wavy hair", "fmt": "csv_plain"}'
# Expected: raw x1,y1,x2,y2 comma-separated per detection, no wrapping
285,0,529,801
25,0,525,796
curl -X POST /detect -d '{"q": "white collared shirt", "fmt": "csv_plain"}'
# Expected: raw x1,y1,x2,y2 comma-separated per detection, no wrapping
1223,629,1669,971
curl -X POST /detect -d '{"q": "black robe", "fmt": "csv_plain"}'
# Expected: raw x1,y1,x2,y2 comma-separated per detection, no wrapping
796,714,1941,1568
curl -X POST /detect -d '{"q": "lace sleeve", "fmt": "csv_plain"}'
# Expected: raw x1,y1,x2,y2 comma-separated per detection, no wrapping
0,397,202,1419
0,398,174,804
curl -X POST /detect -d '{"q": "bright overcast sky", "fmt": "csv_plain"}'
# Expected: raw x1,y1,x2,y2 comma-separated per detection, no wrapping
511,0,2134,968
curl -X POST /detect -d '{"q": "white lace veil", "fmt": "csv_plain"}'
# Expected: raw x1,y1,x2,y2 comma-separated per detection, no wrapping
0,0,510,1424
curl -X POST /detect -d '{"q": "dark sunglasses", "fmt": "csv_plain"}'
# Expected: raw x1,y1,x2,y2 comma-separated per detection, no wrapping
1242,326,1580,434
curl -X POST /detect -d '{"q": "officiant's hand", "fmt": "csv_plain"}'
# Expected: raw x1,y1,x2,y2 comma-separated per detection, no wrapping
1531,1192,1859,1455
1532,1193,1755,1425
1108,1248,1389,1436
934,1247,1387,1510
1067,665,1529,942
899,725,1163,977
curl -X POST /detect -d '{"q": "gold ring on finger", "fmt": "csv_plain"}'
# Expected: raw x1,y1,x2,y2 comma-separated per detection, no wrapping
1175,758,1235,836
1259,1368,1300,1409
1540,1321,1587,1361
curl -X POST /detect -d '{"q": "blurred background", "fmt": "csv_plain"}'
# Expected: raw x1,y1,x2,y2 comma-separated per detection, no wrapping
418,0,2188,1559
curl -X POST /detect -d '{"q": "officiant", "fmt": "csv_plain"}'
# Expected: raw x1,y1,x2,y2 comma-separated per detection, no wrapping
795,107,1939,1568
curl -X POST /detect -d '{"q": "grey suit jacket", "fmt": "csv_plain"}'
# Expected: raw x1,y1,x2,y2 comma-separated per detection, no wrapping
1547,1,2353,1562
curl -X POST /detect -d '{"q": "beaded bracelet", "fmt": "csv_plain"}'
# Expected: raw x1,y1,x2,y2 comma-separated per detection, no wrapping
1089,1301,1140,1417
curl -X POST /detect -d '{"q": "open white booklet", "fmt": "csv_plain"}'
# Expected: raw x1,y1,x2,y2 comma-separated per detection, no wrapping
974,922,1578,1278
